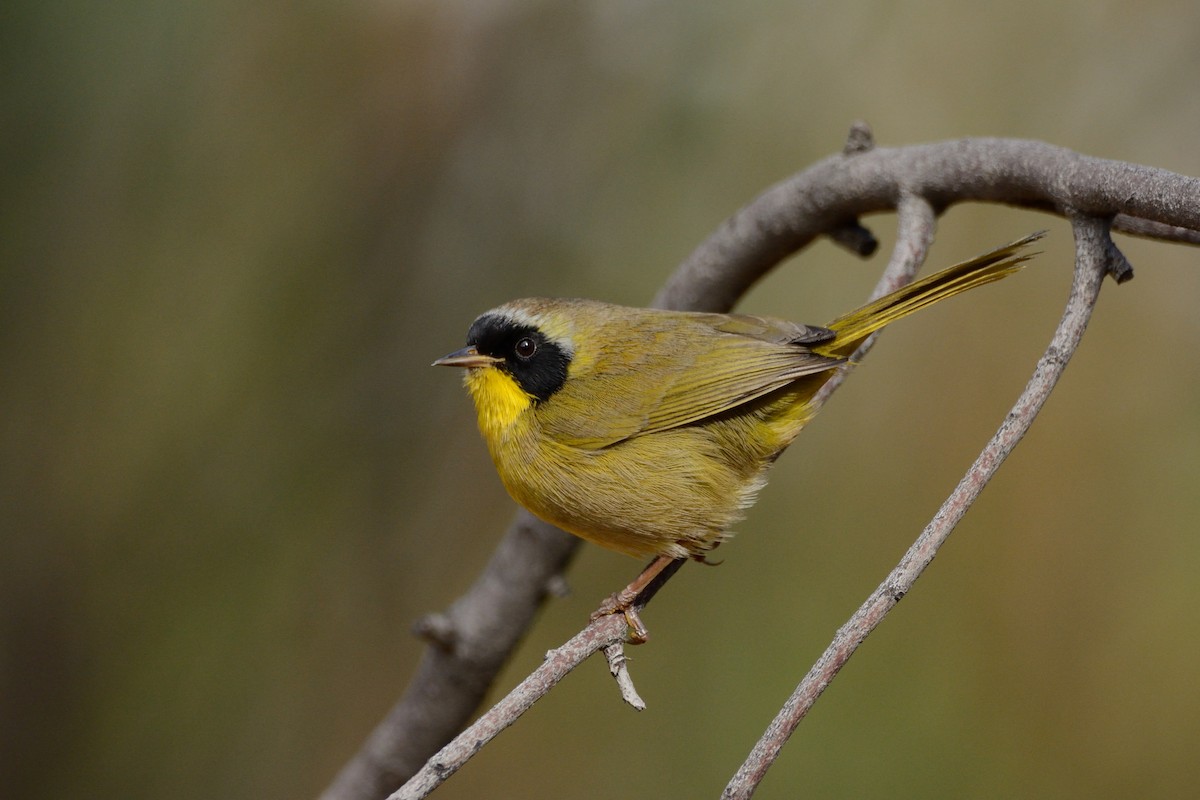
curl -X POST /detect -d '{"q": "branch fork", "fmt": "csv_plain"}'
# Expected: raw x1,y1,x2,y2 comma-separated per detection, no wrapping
323,127,1200,800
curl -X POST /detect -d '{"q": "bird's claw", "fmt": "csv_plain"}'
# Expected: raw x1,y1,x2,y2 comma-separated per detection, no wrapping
591,591,650,644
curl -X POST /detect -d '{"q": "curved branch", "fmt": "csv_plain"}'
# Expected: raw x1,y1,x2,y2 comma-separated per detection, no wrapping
721,214,1112,799
323,133,1200,800
654,137,1200,312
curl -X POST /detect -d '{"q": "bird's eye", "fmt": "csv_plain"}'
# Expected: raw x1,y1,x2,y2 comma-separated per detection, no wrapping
514,336,538,360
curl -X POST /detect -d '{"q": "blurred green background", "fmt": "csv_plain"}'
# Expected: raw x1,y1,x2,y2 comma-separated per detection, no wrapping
3,2,1199,798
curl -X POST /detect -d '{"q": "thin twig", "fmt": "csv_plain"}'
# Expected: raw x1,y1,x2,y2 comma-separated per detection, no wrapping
721,214,1112,800
390,614,627,800
320,512,579,800
603,642,646,710
812,192,937,411
1113,213,1200,245
388,543,684,798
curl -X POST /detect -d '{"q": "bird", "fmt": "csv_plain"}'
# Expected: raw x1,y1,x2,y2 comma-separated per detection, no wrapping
434,232,1041,640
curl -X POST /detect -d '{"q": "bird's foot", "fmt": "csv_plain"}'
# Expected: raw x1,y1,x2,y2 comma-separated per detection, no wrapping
591,587,650,644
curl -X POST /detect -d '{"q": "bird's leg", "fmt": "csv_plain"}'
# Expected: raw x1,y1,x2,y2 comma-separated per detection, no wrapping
591,554,678,644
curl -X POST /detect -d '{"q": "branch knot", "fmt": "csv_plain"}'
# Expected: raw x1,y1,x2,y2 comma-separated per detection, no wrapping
843,121,875,155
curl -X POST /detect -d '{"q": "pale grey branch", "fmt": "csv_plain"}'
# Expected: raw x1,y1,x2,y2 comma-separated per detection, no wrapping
721,213,1112,799
323,132,1198,800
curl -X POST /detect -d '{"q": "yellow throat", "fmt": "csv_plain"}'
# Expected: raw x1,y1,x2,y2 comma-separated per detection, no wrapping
464,366,535,442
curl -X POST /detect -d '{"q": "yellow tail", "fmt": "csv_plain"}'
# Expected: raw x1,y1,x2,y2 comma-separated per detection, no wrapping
816,231,1044,359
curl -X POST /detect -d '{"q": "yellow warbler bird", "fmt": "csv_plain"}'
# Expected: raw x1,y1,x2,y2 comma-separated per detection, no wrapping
435,233,1041,639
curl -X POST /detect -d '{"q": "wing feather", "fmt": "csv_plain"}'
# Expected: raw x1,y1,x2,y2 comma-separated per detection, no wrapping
538,310,842,449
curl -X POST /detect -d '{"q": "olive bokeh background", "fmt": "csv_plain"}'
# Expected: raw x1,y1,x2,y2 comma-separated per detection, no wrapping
4,3,1199,798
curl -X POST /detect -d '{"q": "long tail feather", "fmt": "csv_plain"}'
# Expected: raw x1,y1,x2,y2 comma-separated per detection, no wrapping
817,231,1044,358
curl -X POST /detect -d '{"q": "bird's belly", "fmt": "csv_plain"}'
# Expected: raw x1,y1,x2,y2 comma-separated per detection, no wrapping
491,423,777,559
